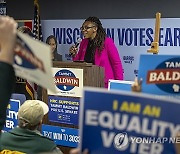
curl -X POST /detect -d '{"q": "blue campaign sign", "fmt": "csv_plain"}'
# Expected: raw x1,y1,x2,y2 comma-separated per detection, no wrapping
138,55,180,99
3,94,26,132
79,88,180,154
3,99,20,132
42,124,79,147
108,80,134,91
48,96,80,125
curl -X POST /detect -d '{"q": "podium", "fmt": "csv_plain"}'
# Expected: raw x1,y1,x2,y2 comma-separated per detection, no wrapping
53,61,104,87
42,62,104,153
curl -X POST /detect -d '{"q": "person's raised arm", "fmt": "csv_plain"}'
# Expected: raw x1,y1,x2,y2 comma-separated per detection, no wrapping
0,16,17,64
0,16,17,131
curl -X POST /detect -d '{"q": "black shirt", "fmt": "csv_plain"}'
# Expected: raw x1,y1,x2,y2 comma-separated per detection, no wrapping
84,39,95,64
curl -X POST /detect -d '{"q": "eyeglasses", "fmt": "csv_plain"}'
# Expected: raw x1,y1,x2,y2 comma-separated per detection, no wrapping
80,26,95,31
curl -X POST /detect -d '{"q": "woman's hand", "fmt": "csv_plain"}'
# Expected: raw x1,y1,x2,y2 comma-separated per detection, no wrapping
69,45,78,57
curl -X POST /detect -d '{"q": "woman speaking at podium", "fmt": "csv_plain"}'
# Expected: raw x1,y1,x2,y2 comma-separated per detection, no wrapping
69,16,124,88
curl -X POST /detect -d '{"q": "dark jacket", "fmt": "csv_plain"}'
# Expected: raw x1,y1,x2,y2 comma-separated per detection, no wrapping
0,62,15,131
0,127,61,154
53,53,62,61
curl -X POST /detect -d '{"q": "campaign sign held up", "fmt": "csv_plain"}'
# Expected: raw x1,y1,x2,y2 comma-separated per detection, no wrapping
138,55,180,99
79,88,180,154
3,94,25,132
3,99,20,132
14,32,56,93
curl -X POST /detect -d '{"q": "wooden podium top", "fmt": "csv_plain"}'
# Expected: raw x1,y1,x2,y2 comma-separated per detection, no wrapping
52,61,104,87
53,61,93,68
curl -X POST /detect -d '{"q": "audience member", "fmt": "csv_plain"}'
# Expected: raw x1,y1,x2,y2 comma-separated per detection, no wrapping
17,26,34,37
46,35,62,61
0,17,62,154
0,100,63,154
69,16,124,87
0,16,17,132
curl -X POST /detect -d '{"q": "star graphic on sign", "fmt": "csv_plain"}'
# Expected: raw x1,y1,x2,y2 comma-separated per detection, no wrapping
172,84,180,92
63,85,67,90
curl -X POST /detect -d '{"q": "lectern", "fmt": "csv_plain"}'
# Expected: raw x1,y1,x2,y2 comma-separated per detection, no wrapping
54,61,104,86
42,61,104,153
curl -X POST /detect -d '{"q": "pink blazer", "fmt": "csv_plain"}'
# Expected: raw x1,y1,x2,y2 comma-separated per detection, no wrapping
73,37,124,87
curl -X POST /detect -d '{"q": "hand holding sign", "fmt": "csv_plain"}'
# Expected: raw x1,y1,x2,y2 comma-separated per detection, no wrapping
131,77,142,92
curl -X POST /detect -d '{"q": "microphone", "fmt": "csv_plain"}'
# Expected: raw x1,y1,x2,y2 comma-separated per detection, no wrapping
69,38,82,56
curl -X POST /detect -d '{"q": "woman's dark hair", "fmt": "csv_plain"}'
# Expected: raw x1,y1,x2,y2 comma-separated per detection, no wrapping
18,26,34,37
85,16,106,52
46,35,57,53
46,35,62,61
